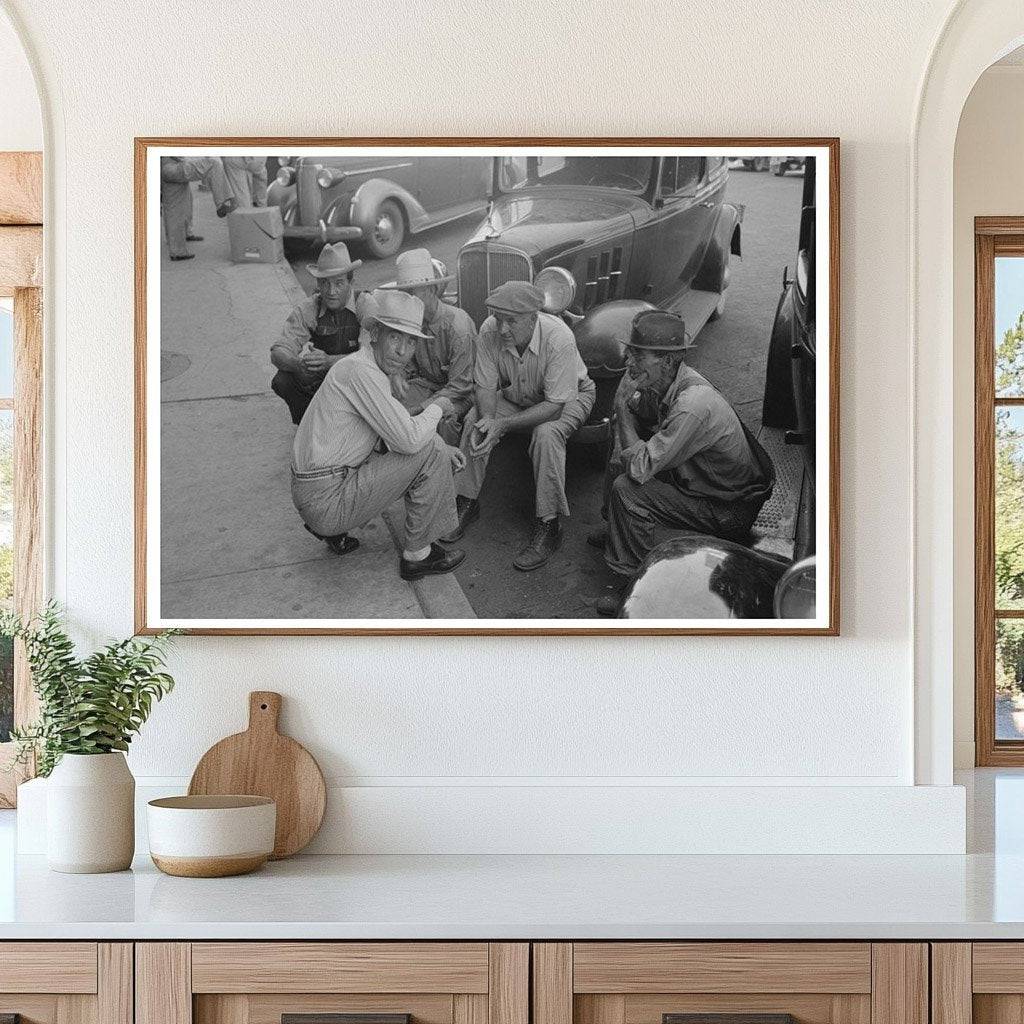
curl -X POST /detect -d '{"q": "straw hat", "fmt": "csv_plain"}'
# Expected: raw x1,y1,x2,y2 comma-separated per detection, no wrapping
365,289,432,339
379,248,453,290
307,243,362,279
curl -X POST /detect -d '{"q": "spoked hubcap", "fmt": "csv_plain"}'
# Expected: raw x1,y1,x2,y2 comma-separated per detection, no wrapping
375,213,395,243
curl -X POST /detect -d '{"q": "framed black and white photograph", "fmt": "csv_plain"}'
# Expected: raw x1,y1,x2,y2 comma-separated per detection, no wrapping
135,138,839,635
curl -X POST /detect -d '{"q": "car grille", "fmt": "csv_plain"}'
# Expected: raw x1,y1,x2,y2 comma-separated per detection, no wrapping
458,245,532,326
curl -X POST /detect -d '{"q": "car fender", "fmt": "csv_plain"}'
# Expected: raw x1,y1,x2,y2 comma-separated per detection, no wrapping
761,280,799,429
349,178,428,237
267,180,295,212
692,202,743,293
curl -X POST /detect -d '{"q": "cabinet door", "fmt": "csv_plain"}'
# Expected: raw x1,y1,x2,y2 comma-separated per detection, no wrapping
0,942,132,1024
534,943,927,1024
937,943,1024,1024
137,943,528,1024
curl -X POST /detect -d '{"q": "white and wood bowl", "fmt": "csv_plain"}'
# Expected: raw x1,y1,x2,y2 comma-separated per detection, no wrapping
147,795,276,877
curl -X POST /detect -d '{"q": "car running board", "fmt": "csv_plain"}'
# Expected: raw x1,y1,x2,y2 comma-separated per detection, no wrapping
662,287,722,346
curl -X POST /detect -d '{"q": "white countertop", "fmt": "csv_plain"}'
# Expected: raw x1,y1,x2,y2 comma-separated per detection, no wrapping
1,849,1024,940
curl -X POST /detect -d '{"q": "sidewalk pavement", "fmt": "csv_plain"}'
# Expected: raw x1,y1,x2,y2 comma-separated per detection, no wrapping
158,191,474,622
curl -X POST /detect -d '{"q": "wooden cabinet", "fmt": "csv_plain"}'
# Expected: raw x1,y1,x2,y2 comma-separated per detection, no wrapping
532,943,928,1024
0,942,132,1024
136,943,528,1024
931,943,1024,1024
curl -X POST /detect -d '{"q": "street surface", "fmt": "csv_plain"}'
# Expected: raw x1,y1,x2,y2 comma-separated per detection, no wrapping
289,165,805,618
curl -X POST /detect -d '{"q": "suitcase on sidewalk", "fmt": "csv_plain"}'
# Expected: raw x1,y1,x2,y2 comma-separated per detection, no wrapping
227,206,284,264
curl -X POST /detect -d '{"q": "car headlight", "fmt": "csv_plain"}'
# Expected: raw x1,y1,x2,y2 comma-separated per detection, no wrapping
535,267,576,314
275,166,295,186
773,556,816,619
316,167,339,189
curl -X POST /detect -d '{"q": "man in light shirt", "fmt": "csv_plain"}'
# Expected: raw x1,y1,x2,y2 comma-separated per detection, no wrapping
290,289,467,582
444,281,596,572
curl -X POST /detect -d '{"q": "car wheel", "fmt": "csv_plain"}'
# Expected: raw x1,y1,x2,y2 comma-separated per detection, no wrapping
364,198,405,259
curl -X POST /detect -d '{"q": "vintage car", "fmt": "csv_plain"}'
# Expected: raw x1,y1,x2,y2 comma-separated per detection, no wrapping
761,155,817,557
455,154,743,441
770,156,806,176
268,156,491,258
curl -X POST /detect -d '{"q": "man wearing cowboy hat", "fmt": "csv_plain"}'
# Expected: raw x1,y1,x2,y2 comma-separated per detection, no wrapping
444,280,597,572
270,243,365,425
590,309,775,615
380,248,475,446
290,288,467,582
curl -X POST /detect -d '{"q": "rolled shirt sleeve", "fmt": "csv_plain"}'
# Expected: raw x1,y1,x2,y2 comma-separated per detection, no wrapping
341,362,442,455
624,405,707,484
272,299,315,363
541,341,579,404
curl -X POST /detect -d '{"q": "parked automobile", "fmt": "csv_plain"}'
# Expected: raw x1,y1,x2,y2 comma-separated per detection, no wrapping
770,156,806,176
455,154,743,443
268,156,491,258
618,535,816,620
738,157,771,171
610,157,821,620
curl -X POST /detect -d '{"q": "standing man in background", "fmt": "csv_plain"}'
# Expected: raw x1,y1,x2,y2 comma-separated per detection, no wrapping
160,156,237,261
222,155,269,206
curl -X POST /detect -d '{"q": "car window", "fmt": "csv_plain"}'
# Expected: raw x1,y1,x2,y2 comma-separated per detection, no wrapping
675,157,706,194
659,158,677,195
497,156,653,193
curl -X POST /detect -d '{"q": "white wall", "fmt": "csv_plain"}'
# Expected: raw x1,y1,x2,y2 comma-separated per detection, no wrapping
0,7,39,150
952,64,1024,768
0,0,977,851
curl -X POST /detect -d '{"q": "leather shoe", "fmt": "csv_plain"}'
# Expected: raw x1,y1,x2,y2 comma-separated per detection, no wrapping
304,523,359,556
170,253,195,261
185,233,204,242
400,542,466,581
216,197,238,218
513,517,562,571
440,496,479,543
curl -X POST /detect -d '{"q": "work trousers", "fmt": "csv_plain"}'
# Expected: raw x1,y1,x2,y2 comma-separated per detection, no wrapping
455,382,596,520
291,434,458,552
605,469,766,577
272,370,321,425
161,158,232,257
399,380,471,447
222,156,268,206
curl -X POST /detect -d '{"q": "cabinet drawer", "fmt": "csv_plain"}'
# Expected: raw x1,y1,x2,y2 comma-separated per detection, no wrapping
0,942,98,993
191,943,490,993
534,944,925,1024
572,944,872,994
139,942,528,1024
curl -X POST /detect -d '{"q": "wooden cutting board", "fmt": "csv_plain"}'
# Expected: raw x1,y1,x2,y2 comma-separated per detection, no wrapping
188,691,326,859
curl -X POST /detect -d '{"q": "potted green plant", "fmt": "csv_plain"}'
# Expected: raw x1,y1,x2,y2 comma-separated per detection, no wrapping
2,603,178,873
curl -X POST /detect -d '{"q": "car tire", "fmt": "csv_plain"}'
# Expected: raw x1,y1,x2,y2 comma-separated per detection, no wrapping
762,291,798,429
363,198,405,259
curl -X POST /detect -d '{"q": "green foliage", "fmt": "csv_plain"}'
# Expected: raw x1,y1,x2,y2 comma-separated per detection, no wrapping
0,602,179,776
996,316,1024,611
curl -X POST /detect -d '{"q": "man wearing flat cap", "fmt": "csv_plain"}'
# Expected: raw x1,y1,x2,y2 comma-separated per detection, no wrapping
444,280,596,572
291,288,467,581
270,243,365,425
591,309,775,615
381,248,476,446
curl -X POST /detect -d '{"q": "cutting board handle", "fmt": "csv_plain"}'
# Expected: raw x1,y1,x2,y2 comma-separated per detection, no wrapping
248,691,282,734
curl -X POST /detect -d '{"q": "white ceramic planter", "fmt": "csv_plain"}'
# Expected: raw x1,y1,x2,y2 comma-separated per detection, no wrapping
46,752,135,873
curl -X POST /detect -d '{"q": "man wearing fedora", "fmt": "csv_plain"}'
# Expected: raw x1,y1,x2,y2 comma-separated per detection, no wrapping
591,309,775,615
381,248,475,446
444,280,596,572
291,288,467,582
270,243,365,425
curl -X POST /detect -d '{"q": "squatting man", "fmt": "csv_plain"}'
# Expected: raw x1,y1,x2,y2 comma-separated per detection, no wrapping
290,288,468,581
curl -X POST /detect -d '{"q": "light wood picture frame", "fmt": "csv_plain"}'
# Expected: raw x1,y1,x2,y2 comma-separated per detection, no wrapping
136,137,839,636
